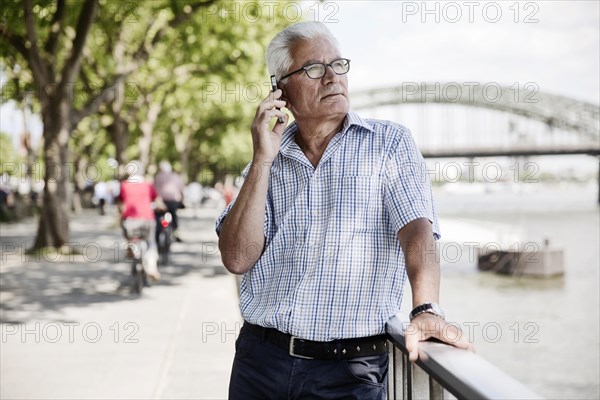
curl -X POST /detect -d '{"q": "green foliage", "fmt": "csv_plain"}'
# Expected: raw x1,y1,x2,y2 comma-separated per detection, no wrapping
130,1,294,182
0,132,23,174
1,0,297,185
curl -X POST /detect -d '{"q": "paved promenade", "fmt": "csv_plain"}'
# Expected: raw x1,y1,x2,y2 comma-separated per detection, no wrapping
1,206,241,399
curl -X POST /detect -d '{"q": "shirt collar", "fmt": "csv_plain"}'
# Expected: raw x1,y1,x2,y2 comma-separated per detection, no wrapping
279,110,375,156
341,110,375,135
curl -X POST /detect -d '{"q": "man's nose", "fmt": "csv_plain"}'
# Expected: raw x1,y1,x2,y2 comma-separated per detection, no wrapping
321,64,338,83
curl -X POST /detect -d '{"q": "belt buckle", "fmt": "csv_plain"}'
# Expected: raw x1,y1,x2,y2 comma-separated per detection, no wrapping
289,336,314,360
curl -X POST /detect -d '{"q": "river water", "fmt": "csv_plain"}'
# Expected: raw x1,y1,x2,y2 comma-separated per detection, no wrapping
400,182,599,399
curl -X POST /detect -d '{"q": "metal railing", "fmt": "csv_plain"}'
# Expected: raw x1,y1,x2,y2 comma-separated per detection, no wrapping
386,315,543,400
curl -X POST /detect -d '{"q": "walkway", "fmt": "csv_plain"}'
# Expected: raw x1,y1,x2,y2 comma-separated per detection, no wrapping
1,206,240,399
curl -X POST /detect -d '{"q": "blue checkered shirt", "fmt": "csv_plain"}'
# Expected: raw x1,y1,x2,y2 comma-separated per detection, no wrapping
216,111,440,341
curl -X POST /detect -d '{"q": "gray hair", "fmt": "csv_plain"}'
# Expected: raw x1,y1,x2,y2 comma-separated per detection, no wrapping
158,160,172,173
266,22,340,82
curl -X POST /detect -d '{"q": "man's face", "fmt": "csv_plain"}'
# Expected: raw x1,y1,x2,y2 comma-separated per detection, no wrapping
281,37,349,124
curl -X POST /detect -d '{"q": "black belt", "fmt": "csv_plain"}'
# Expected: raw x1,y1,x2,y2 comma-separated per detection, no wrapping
244,322,388,360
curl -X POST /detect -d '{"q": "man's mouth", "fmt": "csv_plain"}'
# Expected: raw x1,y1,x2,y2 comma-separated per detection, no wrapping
321,92,342,100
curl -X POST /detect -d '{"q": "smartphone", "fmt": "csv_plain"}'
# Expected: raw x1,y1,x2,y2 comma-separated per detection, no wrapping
270,75,285,124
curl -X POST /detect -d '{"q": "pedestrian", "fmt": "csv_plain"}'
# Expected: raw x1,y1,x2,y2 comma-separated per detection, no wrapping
154,160,185,241
184,181,203,218
216,21,472,399
93,180,110,215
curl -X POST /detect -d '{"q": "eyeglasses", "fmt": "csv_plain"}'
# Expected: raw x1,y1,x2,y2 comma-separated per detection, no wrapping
279,58,351,81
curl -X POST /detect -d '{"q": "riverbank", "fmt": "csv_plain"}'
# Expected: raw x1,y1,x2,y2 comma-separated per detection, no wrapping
425,183,600,399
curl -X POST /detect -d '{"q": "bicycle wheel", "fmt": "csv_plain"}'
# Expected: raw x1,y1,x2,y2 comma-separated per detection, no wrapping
131,260,144,294
158,230,170,266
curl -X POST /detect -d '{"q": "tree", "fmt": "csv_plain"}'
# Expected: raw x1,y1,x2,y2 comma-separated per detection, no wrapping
1,0,296,249
133,1,291,183
0,0,214,250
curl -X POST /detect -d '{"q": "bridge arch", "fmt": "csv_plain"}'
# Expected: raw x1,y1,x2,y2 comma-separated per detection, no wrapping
350,83,599,145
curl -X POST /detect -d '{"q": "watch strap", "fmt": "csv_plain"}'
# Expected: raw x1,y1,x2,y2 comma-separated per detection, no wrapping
409,302,445,321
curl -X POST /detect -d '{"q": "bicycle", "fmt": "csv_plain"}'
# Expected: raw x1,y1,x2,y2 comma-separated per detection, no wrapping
155,210,173,266
123,219,156,295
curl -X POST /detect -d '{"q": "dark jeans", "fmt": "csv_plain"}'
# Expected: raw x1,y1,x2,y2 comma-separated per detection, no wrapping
229,322,388,400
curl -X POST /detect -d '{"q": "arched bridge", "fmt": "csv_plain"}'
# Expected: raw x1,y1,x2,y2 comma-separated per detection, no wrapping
350,83,599,158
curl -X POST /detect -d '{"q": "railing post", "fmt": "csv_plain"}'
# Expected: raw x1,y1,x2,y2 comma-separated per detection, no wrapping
385,314,542,400
387,341,395,400
387,344,446,400
402,349,411,400
429,376,444,400
412,363,430,399
387,340,412,400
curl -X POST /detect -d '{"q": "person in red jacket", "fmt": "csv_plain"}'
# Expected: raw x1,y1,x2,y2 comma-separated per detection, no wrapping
117,160,160,281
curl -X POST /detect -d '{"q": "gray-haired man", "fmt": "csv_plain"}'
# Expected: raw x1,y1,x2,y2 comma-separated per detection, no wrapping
216,21,472,400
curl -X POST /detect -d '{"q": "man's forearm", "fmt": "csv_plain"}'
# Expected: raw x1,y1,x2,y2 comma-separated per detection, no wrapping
407,259,440,308
400,219,475,361
398,218,440,307
218,161,271,274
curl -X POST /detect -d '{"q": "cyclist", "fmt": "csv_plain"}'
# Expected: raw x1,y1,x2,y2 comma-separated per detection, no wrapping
154,160,185,241
117,160,160,281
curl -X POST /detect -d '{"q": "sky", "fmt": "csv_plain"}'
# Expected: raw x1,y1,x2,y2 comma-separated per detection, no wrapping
317,0,599,104
2,0,598,160
310,0,600,175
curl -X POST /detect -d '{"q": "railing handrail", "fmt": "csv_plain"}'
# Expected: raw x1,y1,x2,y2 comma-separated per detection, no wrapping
386,314,544,400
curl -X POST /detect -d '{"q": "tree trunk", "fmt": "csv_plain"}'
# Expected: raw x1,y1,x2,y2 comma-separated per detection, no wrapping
173,126,190,183
109,119,128,165
33,100,71,250
138,96,161,170
179,146,190,183
108,101,129,176
71,157,87,214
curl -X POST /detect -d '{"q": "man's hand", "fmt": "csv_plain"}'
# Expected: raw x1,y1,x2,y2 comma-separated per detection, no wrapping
251,89,288,163
219,91,287,274
405,313,474,362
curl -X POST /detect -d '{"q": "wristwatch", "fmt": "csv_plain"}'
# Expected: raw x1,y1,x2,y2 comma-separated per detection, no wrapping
409,303,445,321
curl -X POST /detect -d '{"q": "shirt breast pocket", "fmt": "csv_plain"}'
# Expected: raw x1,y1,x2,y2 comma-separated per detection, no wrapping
336,175,383,233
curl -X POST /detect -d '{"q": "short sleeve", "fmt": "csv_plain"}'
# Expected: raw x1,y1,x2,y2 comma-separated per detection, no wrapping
215,200,235,236
214,162,272,238
383,128,441,240
215,162,251,236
